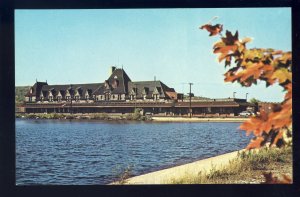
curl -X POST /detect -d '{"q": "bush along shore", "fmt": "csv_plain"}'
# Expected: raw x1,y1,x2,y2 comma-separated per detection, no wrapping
16,109,150,121
165,146,292,184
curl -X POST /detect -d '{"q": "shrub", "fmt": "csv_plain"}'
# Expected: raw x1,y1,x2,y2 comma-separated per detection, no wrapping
90,113,108,120
15,114,22,118
125,108,144,120
65,114,76,119
27,114,37,119
52,113,65,119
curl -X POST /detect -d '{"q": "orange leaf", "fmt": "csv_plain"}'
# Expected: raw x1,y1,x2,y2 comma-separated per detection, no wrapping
263,172,292,184
200,24,223,36
246,137,264,150
284,83,292,100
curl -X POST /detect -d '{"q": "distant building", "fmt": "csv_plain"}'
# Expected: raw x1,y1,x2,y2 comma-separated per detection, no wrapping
23,66,253,116
258,102,281,114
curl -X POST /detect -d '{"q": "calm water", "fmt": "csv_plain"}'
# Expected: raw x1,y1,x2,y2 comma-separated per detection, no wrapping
16,119,251,185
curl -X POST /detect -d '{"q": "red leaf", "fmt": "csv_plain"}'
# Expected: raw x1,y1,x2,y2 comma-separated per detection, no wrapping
263,172,292,184
246,137,264,150
200,24,223,36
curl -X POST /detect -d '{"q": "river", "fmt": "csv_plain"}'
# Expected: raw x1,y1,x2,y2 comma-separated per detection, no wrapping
16,119,251,185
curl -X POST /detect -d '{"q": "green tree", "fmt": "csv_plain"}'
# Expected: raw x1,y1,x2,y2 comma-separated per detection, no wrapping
249,98,260,104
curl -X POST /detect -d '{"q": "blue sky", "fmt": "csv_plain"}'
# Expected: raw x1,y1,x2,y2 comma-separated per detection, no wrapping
15,8,291,102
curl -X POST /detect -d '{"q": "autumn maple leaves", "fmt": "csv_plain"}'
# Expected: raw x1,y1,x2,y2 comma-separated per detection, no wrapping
200,23,223,36
201,21,292,150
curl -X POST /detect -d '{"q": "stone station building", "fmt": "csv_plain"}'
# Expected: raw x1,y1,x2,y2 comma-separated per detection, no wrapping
23,67,254,116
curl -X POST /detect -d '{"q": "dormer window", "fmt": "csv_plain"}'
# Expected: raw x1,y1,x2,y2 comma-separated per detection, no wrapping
152,87,160,101
153,94,159,101
104,80,110,89
142,87,149,100
30,88,33,94
112,79,119,88
49,96,53,102
57,96,61,102
130,88,137,97
85,90,90,100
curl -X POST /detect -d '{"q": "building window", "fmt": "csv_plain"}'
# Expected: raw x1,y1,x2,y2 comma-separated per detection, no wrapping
75,96,79,101
49,96,53,102
66,96,70,101
112,95,115,99
29,97,32,102
86,95,89,100
57,96,61,102
118,94,121,100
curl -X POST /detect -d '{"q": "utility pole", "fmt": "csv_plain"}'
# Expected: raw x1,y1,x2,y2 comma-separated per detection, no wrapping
233,91,236,99
189,83,193,118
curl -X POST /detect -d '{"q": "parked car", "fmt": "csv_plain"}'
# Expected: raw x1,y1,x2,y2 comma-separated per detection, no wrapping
239,111,252,116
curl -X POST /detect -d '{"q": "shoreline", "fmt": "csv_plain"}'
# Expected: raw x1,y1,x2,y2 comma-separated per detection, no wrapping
152,117,249,122
16,113,249,122
110,150,242,184
114,147,292,184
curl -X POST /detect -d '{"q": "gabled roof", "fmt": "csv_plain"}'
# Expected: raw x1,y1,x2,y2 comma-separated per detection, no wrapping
40,83,102,97
93,68,132,95
25,68,178,100
128,80,176,99
25,81,48,97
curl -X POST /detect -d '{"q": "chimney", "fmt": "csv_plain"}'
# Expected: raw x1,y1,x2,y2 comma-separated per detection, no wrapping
109,66,116,76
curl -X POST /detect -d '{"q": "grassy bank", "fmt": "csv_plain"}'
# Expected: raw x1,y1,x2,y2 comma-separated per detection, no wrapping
15,112,148,121
165,146,292,184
